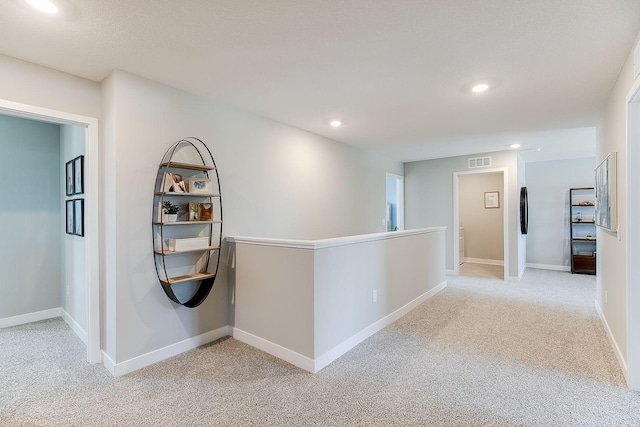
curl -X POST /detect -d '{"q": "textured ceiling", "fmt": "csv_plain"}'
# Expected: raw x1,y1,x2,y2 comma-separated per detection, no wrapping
1,0,639,162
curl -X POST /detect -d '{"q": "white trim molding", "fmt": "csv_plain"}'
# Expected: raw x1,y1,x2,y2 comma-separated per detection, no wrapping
461,257,504,266
61,309,88,345
0,98,101,365
0,308,61,329
234,281,447,373
103,326,232,377
227,227,446,250
526,263,570,272
595,300,628,381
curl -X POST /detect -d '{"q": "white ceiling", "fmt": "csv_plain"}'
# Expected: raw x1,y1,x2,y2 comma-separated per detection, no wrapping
1,0,639,162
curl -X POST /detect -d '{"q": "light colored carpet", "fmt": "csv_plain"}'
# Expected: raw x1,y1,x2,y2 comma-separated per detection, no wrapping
1,268,639,426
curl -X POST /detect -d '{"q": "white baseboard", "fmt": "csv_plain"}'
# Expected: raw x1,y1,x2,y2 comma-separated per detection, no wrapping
314,280,447,372
462,257,504,266
0,307,61,329
234,280,448,373
233,328,316,372
103,325,232,377
446,269,457,275
526,263,570,272
595,300,628,381
61,309,87,345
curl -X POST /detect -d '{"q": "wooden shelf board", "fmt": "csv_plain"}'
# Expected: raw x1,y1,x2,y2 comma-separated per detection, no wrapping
571,204,594,207
162,272,215,285
155,246,220,255
155,192,220,197
572,238,596,241
152,221,219,225
160,162,215,171
572,221,595,224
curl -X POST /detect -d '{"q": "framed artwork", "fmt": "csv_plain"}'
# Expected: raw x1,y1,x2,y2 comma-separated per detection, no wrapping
188,202,200,221
595,152,617,230
198,203,213,221
484,191,500,209
74,199,84,236
520,187,528,234
165,173,186,192
73,155,84,195
65,160,74,196
66,200,74,234
188,177,212,194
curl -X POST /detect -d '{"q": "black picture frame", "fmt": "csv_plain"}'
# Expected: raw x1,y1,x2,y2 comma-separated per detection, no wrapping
520,187,528,234
73,155,84,195
74,199,84,236
66,200,74,234
65,159,74,196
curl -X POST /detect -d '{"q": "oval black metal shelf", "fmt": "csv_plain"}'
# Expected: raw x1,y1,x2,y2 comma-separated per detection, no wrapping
152,137,223,308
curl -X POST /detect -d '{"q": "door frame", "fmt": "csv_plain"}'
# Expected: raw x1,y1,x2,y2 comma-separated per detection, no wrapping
453,168,509,278
0,99,101,364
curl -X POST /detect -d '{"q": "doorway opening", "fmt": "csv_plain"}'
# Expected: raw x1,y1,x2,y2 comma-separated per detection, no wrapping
453,168,508,279
0,99,100,364
386,173,404,232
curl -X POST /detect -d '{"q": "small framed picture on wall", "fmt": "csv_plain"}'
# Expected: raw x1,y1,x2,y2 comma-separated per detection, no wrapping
65,160,74,196
66,200,74,234
74,199,84,236
484,191,500,209
73,155,84,195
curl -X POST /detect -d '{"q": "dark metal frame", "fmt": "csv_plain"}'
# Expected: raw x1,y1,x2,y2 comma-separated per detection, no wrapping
152,137,223,308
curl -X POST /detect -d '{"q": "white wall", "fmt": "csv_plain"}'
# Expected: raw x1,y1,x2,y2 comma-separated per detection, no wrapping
596,35,639,384
0,114,61,319
102,70,403,365
525,157,596,269
60,124,87,331
459,172,504,261
0,54,101,119
405,150,520,278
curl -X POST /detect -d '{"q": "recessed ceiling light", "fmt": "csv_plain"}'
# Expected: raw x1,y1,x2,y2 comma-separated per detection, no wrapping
26,0,58,14
510,143,521,149
330,120,342,127
471,83,489,93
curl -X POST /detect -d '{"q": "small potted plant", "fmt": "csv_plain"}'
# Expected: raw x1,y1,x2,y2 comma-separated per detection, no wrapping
162,201,180,223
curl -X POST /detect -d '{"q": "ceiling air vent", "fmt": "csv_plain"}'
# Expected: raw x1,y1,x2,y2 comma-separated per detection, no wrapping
468,156,492,169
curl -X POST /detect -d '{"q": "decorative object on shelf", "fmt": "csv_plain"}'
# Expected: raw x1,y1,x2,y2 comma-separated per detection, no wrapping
198,203,213,221
188,202,200,221
187,177,212,194
520,187,528,234
484,191,500,209
595,152,617,231
152,137,223,308
570,187,595,275
162,201,179,222
165,172,186,193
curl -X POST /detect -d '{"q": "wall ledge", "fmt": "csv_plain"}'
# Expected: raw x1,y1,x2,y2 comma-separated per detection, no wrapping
227,227,446,250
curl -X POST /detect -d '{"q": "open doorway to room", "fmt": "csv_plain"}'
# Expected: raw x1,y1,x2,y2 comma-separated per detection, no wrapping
0,100,100,364
454,169,508,280
386,173,404,232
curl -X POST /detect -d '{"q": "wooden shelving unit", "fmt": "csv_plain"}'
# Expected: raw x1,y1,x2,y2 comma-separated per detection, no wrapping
152,138,223,308
570,187,596,275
